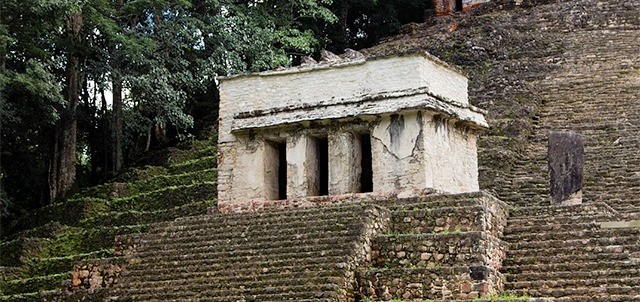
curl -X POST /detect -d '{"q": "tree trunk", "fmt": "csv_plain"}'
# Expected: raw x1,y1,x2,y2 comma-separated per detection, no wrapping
50,12,82,201
100,86,110,174
110,0,125,174
111,72,124,173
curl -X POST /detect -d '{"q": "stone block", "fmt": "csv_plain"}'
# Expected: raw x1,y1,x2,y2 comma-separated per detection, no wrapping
548,131,584,205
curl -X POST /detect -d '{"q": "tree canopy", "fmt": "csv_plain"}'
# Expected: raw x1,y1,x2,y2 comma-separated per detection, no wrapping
0,0,429,221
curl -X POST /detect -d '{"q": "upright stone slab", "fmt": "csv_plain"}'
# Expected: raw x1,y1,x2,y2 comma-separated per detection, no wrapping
548,131,584,205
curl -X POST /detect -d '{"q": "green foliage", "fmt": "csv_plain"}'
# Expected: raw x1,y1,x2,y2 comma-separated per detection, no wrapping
324,0,428,51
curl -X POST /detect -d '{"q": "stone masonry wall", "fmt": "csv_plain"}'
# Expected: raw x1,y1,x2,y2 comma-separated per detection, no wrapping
357,192,509,300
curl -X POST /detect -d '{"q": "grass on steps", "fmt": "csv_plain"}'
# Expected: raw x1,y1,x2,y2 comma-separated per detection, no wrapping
0,139,217,300
75,166,216,200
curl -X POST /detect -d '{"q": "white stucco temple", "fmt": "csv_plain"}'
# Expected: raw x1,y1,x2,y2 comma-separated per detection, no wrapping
216,51,488,213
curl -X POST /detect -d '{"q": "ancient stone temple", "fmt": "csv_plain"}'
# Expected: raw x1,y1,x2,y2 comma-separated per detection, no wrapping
217,51,488,213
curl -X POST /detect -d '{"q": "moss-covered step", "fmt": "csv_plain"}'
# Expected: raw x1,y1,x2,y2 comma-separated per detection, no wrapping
79,199,215,228
0,273,68,295
132,140,216,167
1,225,147,266
19,249,113,277
108,182,216,212
74,166,216,200
35,226,148,259
5,199,109,237
0,292,41,302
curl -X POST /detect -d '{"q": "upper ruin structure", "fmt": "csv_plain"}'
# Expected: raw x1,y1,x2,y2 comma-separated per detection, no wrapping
217,51,488,213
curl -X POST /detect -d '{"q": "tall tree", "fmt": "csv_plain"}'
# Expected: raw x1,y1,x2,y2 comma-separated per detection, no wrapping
50,11,84,200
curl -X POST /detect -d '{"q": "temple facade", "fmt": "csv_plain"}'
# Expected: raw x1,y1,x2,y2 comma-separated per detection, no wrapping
217,52,488,213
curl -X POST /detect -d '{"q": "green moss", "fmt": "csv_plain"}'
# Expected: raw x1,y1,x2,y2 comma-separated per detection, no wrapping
6,199,109,235
0,272,68,295
111,165,169,183
21,250,113,277
77,168,217,201
110,182,217,212
0,292,41,302
0,239,24,266
80,199,215,227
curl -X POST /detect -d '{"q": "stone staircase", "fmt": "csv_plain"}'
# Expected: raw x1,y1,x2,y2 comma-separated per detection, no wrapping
0,140,217,302
501,203,640,301
55,204,390,302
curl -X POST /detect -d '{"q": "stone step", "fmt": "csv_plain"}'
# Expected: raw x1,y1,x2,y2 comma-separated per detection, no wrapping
503,260,640,274
136,228,361,254
0,292,41,302
21,249,113,277
504,252,632,266
131,238,354,264
504,228,640,242
168,203,369,228
124,253,350,280
507,276,640,290
109,182,217,212
382,192,501,211
506,243,640,258
508,203,617,218
147,209,362,237
4,183,216,237
72,166,216,200
0,272,68,295
112,282,340,301
552,294,640,302
509,235,640,250
79,199,214,228
504,221,601,235
129,141,216,168
507,214,614,227
505,268,640,282
508,286,640,299
117,269,344,293
122,258,347,282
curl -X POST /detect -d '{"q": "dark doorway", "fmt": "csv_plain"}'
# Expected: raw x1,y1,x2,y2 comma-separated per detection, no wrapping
455,0,463,12
359,133,373,193
277,142,287,200
317,137,329,195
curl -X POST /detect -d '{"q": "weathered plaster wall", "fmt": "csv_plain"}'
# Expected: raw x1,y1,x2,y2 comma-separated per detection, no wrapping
372,111,480,195
425,114,480,193
371,112,427,193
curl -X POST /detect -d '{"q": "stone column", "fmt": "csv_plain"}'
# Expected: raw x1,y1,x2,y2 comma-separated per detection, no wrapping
328,132,361,195
548,131,584,205
286,135,320,198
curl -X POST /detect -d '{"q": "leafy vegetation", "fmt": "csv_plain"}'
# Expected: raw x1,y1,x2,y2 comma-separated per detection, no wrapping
0,0,432,230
